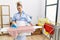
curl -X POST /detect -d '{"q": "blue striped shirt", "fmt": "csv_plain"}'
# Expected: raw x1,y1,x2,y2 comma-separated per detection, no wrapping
12,11,32,23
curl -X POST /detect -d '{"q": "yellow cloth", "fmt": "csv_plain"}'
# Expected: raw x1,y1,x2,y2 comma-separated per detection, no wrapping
38,18,51,26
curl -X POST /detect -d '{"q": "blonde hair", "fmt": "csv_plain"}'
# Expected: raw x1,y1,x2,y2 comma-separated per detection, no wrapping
17,2,22,7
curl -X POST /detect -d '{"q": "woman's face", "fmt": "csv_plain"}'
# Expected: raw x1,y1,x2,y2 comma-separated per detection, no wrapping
17,6,22,13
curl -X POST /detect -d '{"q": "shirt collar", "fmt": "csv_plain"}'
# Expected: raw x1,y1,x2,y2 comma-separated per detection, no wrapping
18,11,24,14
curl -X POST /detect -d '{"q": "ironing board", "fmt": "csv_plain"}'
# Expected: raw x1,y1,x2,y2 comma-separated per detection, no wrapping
0,26,42,37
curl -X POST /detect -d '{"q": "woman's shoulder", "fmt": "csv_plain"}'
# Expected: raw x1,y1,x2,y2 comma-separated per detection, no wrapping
14,12,19,16
25,13,32,19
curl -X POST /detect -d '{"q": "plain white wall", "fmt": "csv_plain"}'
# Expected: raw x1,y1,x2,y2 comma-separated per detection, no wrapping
0,0,45,24
57,0,60,23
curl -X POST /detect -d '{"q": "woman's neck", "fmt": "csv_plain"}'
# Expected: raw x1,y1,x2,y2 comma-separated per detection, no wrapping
19,12,22,16
19,11,23,16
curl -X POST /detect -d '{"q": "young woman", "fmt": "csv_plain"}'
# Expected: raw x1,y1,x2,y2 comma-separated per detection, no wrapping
12,2,32,40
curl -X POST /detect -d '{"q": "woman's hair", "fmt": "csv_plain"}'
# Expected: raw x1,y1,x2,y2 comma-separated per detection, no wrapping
17,2,22,7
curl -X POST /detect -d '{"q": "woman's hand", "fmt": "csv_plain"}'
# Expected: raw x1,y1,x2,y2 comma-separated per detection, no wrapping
30,22,33,26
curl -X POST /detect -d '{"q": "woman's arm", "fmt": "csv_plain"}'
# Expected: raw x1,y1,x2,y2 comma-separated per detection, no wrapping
12,21,17,26
29,22,33,26
12,21,16,25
